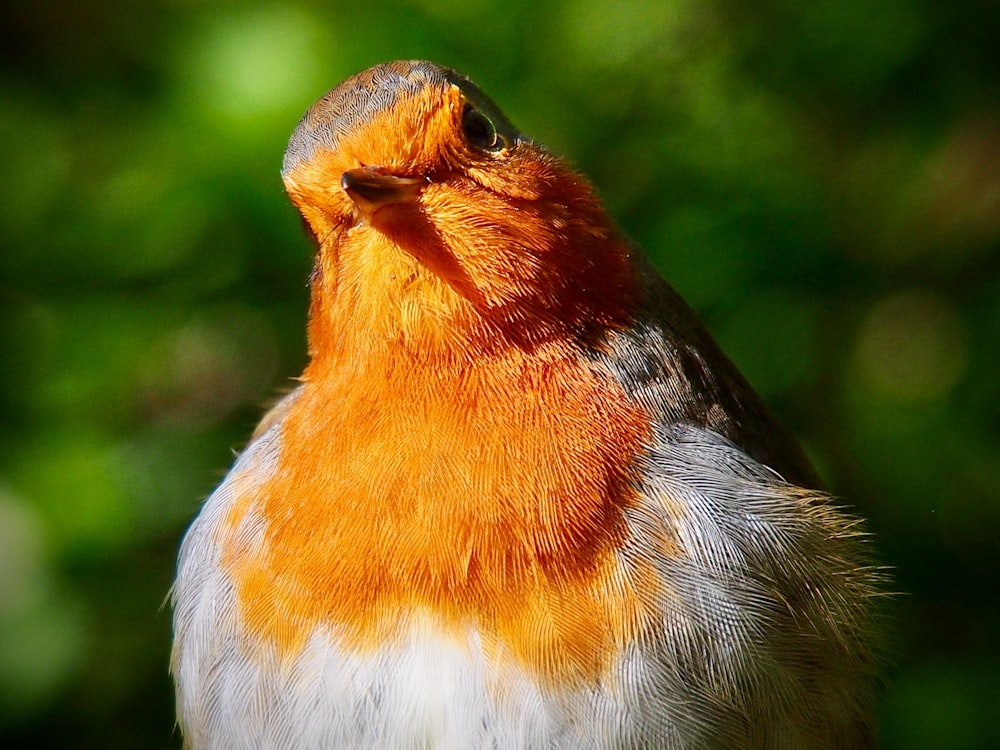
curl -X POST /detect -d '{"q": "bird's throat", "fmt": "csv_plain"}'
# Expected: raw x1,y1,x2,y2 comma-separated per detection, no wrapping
305,226,488,365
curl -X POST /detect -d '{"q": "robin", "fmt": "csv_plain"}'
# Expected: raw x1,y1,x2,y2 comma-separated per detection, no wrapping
172,60,880,749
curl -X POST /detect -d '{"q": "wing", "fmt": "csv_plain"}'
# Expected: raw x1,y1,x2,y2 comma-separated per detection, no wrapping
591,249,821,489
584,251,880,746
615,421,880,748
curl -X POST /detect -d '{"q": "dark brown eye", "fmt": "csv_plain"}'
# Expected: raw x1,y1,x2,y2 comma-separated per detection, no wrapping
461,103,505,152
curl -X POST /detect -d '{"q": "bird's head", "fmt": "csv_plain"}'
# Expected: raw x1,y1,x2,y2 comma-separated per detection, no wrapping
281,61,639,360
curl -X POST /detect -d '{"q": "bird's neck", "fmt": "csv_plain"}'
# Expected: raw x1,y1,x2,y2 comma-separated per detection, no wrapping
303,228,483,369
303,225,642,371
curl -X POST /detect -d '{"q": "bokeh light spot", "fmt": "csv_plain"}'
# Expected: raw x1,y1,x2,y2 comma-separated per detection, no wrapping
853,290,968,402
560,0,689,70
0,489,48,620
182,5,334,126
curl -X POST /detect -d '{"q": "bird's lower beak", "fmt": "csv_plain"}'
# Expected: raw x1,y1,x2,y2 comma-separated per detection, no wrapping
341,166,425,224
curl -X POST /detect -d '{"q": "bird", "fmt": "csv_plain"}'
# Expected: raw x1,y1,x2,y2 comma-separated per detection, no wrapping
171,60,880,749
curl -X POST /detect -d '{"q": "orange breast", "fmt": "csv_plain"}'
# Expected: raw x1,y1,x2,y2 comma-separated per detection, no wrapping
222,338,659,687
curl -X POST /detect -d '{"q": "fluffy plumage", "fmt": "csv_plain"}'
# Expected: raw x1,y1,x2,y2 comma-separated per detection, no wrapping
172,60,881,749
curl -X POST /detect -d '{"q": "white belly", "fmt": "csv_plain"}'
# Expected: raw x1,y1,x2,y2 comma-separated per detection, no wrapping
172,423,875,749
177,619,579,749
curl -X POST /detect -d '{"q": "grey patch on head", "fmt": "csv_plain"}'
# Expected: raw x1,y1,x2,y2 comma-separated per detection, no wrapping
281,60,523,176
282,61,450,176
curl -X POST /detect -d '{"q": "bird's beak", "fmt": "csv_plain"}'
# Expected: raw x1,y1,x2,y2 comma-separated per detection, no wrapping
341,166,425,224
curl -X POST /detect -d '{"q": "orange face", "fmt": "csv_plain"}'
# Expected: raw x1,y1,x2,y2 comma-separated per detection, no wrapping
280,61,640,361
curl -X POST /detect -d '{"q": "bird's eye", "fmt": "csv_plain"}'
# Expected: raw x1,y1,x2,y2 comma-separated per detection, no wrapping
461,103,505,152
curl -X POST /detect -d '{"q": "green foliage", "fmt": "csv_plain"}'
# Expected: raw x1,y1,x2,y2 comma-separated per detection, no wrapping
2,1,998,747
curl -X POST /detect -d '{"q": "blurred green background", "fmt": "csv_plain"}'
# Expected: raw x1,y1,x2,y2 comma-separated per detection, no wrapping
1,0,998,747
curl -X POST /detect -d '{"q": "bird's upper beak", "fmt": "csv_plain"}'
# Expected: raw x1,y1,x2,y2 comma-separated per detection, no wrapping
341,166,425,224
